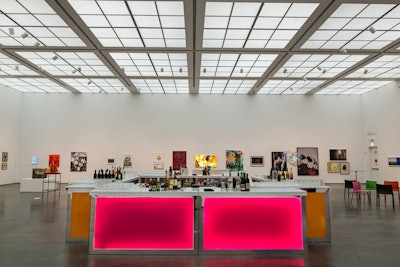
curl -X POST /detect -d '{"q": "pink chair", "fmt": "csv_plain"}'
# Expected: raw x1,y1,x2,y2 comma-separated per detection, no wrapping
351,181,373,204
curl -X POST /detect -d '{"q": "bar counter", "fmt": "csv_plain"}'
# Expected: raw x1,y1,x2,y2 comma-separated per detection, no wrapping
88,184,308,255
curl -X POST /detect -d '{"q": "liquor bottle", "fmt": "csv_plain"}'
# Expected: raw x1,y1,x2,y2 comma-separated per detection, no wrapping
168,170,173,191
100,169,104,179
173,173,178,190
245,173,250,191
289,168,294,180
156,177,161,191
93,170,97,179
164,170,168,190
240,173,246,191
152,178,157,191
285,170,290,180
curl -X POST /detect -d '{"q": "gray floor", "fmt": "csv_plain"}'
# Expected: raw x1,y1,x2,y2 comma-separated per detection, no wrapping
1,183,400,267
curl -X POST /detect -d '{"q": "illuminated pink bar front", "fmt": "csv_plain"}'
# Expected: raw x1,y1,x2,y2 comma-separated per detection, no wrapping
203,197,304,250
93,197,194,250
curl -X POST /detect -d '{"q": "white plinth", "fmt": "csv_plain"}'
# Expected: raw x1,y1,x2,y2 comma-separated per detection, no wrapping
20,178,55,192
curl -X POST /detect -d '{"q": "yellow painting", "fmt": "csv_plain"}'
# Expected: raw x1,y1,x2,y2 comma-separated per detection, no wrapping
327,162,340,173
195,155,217,168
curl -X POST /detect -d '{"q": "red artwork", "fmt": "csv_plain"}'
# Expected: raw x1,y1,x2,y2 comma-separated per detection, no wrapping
49,154,60,173
173,151,186,171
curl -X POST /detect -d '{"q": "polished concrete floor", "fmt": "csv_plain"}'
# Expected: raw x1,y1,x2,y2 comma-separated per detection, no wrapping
1,183,400,267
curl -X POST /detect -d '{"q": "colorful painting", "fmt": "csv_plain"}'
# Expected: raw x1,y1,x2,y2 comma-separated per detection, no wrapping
286,150,298,167
2,152,8,162
297,147,319,176
327,162,340,173
388,157,400,166
272,151,287,171
226,150,243,171
340,162,350,175
173,151,186,171
70,152,87,172
49,154,60,167
195,155,217,168
329,149,347,161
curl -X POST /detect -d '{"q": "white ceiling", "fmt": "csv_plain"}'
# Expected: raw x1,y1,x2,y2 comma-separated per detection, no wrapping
0,0,399,95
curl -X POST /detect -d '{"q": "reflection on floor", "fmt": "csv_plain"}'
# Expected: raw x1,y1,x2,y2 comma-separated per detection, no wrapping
1,183,400,267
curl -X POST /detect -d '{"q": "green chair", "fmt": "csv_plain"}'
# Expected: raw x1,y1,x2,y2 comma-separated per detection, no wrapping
365,180,377,190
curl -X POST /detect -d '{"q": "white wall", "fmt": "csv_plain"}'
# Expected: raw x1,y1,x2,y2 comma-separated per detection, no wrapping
361,81,400,183
16,92,366,183
0,85,22,185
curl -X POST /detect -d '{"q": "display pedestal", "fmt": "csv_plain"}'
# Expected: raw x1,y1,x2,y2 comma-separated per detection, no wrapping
20,178,55,192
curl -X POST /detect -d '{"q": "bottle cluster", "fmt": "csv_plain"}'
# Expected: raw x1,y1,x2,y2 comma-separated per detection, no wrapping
93,167,124,179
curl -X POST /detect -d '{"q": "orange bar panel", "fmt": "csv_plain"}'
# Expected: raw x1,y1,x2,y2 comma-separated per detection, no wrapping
306,192,326,239
70,192,91,238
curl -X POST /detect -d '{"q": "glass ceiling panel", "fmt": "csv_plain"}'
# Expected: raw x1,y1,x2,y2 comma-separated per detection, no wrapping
203,1,319,49
61,78,129,93
258,80,325,95
111,52,187,77
346,55,400,78
16,51,113,76
302,3,400,50
0,52,39,76
0,77,69,93
131,79,189,94
199,79,256,94
0,0,84,47
201,53,278,77
69,0,186,48
274,54,368,79
316,80,393,95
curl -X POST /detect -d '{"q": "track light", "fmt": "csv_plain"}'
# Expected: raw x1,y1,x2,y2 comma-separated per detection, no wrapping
322,69,327,74
121,88,124,92
88,80,92,85
33,41,40,47
368,26,376,34
240,68,243,73
52,55,58,61
77,67,81,72
317,66,322,71
302,77,307,81
283,68,287,74
21,32,28,39
9,28,15,35
203,68,206,73
340,48,347,53
364,69,368,75
179,68,182,73
72,69,77,74
15,66,19,71
160,67,164,73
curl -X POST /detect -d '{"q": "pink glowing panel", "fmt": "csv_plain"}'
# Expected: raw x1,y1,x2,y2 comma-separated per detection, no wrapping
203,197,303,250
93,197,194,250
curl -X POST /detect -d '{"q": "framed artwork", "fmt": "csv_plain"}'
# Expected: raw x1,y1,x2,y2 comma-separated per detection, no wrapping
32,168,47,178
271,151,287,171
250,156,264,167
340,162,350,175
70,152,87,172
195,155,217,168
329,149,347,161
327,162,340,173
154,163,164,170
2,152,8,162
123,155,133,168
226,150,243,171
106,158,116,165
31,156,38,165
153,153,165,163
297,147,319,176
1,163,7,170
173,151,186,171
49,154,60,167
286,150,298,167
388,157,400,166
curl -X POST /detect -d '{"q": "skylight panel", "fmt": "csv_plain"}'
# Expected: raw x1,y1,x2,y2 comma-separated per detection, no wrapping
9,14,42,26
254,18,281,29
358,4,395,18
106,16,135,27
134,16,161,28
259,3,290,17
35,15,67,26
90,28,117,38
205,2,233,16
0,0,27,13
128,1,158,15
279,18,308,30
97,1,129,15
331,4,367,17
231,3,261,17
286,3,319,17
69,1,103,14
115,28,141,38
156,1,184,16
160,16,185,28
163,29,185,39
80,15,110,27
204,17,229,28
19,0,55,14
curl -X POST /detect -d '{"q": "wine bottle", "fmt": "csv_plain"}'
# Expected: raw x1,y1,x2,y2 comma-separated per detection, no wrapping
245,173,250,191
156,177,161,191
173,173,178,190
93,170,97,179
240,173,245,191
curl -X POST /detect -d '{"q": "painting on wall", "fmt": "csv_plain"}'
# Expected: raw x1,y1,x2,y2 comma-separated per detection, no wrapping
70,152,87,172
329,149,347,161
153,153,165,164
173,151,186,171
195,155,217,168
31,156,38,165
286,150,298,167
340,162,350,175
250,156,264,167
271,151,287,171
32,168,47,178
106,158,116,165
226,150,243,171
48,154,60,173
327,162,340,173
297,147,319,176
1,163,7,170
123,154,133,168
388,157,400,166
2,152,8,162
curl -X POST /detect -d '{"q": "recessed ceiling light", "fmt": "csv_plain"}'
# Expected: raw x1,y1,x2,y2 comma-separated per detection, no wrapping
21,32,28,39
368,26,376,34
8,28,15,35
52,55,58,61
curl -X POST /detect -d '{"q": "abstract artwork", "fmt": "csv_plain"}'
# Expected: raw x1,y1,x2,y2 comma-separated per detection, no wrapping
70,152,87,172
250,156,264,167
153,153,165,163
272,152,287,171
226,150,243,171
123,155,133,168
340,162,350,175
1,163,7,170
173,151,186,171
2,152,8,162
48,154,60,173
388,157,400,166
327,162,340,173
297,147,319,176
195,155,217,168
329,149,347,161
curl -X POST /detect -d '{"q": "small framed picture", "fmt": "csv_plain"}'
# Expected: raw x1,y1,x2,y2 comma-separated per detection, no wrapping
340,162,350,175
154,163,164,170
106,158,116,165
1,163,7,170
250,156,264,167
2,152,8,163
